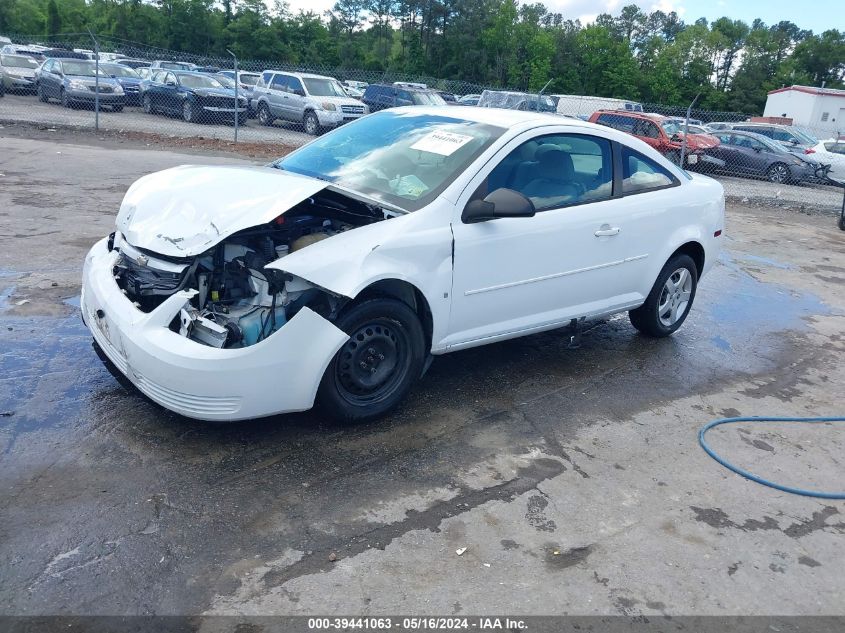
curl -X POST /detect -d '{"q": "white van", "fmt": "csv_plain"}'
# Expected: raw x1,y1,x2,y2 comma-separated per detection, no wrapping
552,94,643,118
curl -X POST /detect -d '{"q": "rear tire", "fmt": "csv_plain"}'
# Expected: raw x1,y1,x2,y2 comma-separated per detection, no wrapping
317,298,425,422
629,254,698,338
766,162,790,183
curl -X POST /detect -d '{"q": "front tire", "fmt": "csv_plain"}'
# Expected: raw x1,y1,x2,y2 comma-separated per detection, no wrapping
182,100,195,123
37,84,48,102
60,88,70,108
629,254,698,337
304,110,321,136
317,298,425,422
142,94,155,114
257,103,273,126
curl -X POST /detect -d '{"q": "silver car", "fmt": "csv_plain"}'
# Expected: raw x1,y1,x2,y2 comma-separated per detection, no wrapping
0,53,40,93
253,71,368,135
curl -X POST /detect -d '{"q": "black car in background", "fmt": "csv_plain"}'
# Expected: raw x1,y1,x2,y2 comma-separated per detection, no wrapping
141,70,247,124
705,130,823,184
361,83,446,112
100,63,143,105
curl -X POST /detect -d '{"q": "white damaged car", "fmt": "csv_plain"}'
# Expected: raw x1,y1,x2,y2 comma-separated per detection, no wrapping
82,107,724,421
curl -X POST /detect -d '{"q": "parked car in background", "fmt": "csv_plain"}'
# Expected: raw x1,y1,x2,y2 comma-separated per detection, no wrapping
343,84,364,99
362,83,447,113
100,62,143,105
217,70,260,116
436,90,457,103
665,116,703,127
590,110,719,167
118,59,151,70
394,81,428,90
36,58,125,110
708,121,818,152
551,94,643,117
706,130,823,183
1,44,46,60
136,67,153,81
150,60,197,71
342,80,368,91
41,48,89,60
142,70,246,124
457,93,481,106
254,71,368,135
81,106,724,421
478,90,556,113
0,53,40,93
811,139,845,183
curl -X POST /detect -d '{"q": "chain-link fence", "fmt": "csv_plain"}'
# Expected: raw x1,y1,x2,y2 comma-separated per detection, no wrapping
2,32,843,214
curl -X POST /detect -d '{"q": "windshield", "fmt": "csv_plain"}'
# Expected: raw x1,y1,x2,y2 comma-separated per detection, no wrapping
303,77,346,97
102,64,139,78
411,91,446,106
239,73,259,86
660,121,683,135
276,111,504,212
2,55,39,69
178,74,224,89
792,127,818,144
215,75,235,88
62,61,106,77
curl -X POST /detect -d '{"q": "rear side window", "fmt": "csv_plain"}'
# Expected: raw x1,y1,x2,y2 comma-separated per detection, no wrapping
621,146,677,194
596,113,634,133
271,74,287,90
258,71,272,87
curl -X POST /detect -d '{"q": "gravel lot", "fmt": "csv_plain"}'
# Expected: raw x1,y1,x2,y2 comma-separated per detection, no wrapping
2,129,845,625
0,92,312,147
2,92,843,215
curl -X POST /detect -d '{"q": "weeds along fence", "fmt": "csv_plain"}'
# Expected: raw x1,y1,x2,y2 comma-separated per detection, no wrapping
2,32,843,215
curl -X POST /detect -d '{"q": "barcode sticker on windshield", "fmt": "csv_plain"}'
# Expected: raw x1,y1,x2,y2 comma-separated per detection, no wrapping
410,131,474,156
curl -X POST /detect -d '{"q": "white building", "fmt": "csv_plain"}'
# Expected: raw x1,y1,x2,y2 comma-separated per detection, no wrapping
764,85,845,137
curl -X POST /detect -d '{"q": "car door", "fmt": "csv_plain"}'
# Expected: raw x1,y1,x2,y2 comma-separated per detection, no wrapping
286,75,307,122
158,72,179,112
43,59,60,97
717,134,755,174
268,73,289,119
446,131,673,349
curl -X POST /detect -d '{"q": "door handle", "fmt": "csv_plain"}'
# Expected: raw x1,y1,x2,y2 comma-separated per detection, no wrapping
594,225,621,237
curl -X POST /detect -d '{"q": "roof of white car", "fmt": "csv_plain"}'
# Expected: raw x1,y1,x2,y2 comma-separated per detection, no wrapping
391,105,601,131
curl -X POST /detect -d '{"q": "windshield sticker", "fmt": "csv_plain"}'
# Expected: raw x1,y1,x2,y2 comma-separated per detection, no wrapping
410,131,474,156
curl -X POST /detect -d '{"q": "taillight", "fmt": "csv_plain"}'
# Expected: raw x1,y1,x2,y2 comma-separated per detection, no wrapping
805,148,815,154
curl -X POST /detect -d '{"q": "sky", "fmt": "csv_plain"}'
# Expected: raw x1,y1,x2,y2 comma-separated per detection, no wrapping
281,0,843,34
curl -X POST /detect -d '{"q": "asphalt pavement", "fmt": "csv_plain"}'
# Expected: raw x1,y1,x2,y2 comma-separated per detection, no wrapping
1,133,844,619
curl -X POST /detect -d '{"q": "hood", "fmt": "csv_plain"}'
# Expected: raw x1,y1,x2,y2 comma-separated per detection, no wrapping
116,77,142,86
116,166,327,257
684,133,720,149
314,95,365,107
192,88,237,98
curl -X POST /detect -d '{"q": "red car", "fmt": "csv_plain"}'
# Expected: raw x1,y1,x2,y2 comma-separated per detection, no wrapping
589,110,719,166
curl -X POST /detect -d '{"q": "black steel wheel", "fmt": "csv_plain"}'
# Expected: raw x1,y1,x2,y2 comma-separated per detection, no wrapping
317,298,425,421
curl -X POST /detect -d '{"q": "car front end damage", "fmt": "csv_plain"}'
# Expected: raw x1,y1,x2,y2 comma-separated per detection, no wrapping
81,166,400,420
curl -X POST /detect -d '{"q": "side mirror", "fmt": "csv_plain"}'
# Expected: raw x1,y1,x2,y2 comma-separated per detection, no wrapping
753,145,762,153
293,89,305,97
166,80,176,86
462,188,536,224
671,133,683,142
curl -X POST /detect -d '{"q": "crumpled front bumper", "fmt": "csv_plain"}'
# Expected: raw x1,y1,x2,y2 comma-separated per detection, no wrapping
81,238,348,421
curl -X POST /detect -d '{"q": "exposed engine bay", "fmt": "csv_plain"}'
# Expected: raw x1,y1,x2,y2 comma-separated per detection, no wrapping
112,190,390,348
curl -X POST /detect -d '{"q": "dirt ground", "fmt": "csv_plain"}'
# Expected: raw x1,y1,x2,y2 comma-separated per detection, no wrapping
1,130,844,620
